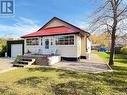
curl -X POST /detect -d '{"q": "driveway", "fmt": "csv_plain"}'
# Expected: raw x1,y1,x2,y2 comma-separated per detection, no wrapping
0,58,16,73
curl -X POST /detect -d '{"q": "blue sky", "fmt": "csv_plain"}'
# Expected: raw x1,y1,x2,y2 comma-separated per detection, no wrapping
0,0,100,38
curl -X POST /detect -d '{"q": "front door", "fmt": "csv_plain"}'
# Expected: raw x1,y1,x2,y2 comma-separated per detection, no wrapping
43,38,51,54
45,39,49,49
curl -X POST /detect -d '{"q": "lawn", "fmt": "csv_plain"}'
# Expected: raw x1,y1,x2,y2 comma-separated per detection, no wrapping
94,52,127,67
0,65,127,95
0,52,127,95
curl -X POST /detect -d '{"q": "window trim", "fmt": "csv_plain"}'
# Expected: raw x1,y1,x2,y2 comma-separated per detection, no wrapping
55,35,75,46
26,37,39,46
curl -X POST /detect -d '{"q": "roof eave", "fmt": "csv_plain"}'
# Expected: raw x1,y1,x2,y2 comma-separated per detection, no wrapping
21,32,80,38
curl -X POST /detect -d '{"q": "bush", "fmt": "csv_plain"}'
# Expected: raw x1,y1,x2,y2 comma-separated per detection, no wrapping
0,45,7,57
13,55,22,64
121,46,127,55
115,47,122,54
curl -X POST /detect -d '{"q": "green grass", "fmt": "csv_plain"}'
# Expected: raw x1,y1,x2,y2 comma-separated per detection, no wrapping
0,52,127,95
0,66,127,95
94,52,127,67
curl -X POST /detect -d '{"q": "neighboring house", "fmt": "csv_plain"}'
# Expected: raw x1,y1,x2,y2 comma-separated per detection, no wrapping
91,44,101,51
115,34,127,47
8,17,91,61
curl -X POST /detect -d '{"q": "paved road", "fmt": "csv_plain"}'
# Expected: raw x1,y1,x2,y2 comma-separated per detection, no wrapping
0,58,16,73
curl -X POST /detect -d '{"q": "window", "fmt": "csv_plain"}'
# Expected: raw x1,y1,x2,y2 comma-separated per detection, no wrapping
26,38,39,45
56,35,74,45
51,38,53,45
41,38,43,45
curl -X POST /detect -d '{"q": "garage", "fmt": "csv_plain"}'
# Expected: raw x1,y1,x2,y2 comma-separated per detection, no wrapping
11,44,23,58
7,40,24,58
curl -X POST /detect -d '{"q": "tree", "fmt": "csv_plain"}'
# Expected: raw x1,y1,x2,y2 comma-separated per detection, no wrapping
91,33,111,48
90,0,127,65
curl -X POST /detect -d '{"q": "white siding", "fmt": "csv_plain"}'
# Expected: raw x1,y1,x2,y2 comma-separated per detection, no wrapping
24,34,84,58
45,20,65,28
87,38,91,53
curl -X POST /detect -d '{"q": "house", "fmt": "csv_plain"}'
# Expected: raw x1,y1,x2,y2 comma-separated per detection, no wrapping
8,17,91,61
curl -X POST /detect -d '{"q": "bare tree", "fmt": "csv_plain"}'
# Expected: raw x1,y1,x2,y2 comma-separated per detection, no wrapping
90,0,127,65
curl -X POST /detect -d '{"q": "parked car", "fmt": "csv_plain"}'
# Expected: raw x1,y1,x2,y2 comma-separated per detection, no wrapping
98,47,108,52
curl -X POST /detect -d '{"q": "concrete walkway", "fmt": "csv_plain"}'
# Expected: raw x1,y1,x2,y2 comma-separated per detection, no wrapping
0,54,111,73
51,62,111,73
0,58,16,73
85,53,107,64
51,54,111,73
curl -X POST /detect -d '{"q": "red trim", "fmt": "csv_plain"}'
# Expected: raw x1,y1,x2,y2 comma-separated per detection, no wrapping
22,32,79,38
21,26,79,38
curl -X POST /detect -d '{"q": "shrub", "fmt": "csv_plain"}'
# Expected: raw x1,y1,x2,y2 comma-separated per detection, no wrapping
0,45,7,57
115,47,122,54
13,55,22,64
121,46,127,55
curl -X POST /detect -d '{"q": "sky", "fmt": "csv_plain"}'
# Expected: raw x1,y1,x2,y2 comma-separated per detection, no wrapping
0,0,101,38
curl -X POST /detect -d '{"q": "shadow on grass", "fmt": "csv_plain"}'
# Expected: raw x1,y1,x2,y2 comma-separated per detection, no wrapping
27,67,79,74
57,65,127,94
0,85,17,95
113,87,127,94
52,81,81,95
27,67,58,72
24,65,127,94
112,65,127,71
114,59,127,64
27,67,69,73
16,76,48,87
0,85,9,94
51,81,104,95
115,54,127,59
106,52,127,64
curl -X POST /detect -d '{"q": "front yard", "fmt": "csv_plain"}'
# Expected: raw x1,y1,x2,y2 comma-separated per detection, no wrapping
0,67,127,94
0,52,127,95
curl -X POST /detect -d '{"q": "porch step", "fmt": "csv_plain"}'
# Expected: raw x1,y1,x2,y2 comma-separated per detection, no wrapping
13,57,36,67
18,61,29,64
20,58,33,61
13,64,26,67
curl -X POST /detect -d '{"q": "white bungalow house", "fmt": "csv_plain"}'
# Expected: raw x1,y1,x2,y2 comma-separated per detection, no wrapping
8,17,91,61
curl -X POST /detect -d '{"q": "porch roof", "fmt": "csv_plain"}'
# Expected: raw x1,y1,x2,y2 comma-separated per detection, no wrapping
21,26,79,38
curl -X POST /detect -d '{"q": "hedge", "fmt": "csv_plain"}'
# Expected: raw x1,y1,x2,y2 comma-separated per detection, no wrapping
121,46,127,55
0,45,7,57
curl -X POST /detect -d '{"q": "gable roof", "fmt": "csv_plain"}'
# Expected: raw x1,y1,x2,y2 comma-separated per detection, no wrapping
22,26,80,38
21,17,90,38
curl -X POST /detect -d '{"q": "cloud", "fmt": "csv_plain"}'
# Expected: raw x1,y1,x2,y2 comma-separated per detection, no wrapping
0,17,40,38
76,21,90,32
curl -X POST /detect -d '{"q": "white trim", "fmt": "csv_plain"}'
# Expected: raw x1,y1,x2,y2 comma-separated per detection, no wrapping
54,34,76,46
26,37,40,46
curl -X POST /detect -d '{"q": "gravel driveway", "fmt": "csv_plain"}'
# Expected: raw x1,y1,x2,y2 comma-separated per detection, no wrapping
0,58,16,73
